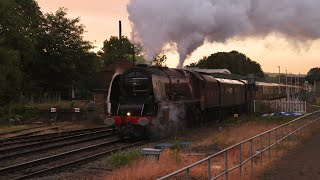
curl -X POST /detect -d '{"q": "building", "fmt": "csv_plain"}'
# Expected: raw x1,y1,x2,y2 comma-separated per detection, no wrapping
93,59,134,119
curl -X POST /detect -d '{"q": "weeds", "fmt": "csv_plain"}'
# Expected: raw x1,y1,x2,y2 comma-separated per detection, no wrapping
0,104,37,125
109,149,141,168
105,115,315,180
0,124,35,133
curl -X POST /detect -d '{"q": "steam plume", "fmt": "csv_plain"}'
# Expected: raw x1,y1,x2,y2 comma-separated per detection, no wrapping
127,0,320,68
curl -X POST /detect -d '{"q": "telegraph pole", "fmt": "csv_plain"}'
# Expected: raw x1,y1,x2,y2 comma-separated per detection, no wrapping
132,30,135,66
119,21,122,59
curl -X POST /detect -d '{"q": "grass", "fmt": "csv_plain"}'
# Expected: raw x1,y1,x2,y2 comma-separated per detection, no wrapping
107,149,201,180
0,124,39,134
109,149,141,168
105,114,317,180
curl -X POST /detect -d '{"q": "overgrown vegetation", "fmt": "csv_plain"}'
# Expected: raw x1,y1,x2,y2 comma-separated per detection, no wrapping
0,105,37,124
109,149,141,168
107,114,315,180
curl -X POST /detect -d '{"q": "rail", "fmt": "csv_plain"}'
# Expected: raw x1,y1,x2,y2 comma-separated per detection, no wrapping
158,110,320,180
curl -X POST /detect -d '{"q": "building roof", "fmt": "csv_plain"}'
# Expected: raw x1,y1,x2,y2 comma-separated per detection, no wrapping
184,67,231,74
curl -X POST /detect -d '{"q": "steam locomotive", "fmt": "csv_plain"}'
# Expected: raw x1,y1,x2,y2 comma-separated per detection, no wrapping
104,65,302,138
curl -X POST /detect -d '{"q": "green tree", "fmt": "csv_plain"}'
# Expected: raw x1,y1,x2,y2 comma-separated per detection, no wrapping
152,53,167,67
188,51,264,78
305,67,320,83
0,0,43,103
35,8,100,90
0,45,22,106
99,36,143,65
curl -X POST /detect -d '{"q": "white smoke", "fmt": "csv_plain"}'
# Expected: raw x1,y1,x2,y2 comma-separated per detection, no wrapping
127,0,320,68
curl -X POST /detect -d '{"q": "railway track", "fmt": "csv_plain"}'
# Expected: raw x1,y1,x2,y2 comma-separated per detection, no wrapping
0,139,146,180
0,126,114,147
0,129,117,161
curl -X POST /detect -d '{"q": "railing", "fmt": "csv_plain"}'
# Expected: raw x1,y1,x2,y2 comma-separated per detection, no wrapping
254,100,306,113
158,110,320,180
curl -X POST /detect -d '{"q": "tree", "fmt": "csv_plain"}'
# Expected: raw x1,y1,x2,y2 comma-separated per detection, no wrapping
305,67,320,83
188,51,264,78
99,36,143,65
35,8,100,90
0,44,22,106
152,53,167,67
0,0,43,104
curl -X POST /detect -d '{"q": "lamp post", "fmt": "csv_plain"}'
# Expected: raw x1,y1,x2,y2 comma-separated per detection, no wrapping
295,74,298,93
290,73,293,99
278,66,281,94
298,73,300,93
286,70,288,100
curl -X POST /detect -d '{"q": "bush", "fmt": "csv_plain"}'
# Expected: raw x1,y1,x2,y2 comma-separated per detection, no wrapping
75,90,93,100
110,149,141,168
0,104,37,123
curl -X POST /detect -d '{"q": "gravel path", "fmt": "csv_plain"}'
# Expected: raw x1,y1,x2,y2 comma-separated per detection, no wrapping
256,128,320,180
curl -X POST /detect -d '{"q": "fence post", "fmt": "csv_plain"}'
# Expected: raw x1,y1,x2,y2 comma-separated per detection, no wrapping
250,139,253,172
300,121,303,137
275,129,278,159
225,151,228,180
268,131,271,161
281,126,284,147
239,144,242,178
304,101,306,112
207,159,211,180
295,122,298,142
260,135,263,165
186,168,190,180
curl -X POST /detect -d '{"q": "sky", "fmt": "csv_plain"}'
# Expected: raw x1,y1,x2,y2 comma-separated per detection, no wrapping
36,0,319,75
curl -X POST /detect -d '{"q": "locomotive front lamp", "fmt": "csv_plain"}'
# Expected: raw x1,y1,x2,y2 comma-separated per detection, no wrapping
127,112,131,116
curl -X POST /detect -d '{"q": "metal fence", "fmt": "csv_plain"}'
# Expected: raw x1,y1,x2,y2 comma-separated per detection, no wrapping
254,100,307,113
158,110,320,180
23,90,94,104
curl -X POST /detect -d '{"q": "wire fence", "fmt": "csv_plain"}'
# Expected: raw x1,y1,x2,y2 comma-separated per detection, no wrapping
158,110,320,180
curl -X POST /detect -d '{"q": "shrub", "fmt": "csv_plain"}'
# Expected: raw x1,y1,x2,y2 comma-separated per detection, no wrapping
0,104,37,124
110,149,141,168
